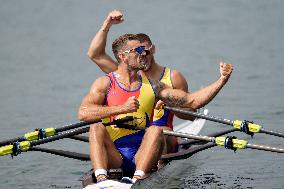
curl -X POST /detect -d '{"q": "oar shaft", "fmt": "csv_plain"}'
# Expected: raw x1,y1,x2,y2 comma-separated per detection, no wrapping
163,130,213,142
246,143,284,153
165,106,284,138
163,130,284,153
260,128,284,138
0,137,25,147
55,121,97,133
0,121,97,147
30,127,90,146
164,106,233,125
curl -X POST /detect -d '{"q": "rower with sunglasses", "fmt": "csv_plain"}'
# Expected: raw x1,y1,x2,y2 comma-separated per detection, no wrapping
79,33,207,184
87,10,233,156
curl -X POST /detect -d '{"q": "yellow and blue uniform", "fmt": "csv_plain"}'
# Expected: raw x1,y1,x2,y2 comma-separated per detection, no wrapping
103,71,156,175
152,67,179,153
152,67,174,128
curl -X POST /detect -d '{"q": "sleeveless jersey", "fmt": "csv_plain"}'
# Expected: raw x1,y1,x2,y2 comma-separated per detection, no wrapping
152,67,174,129
103,72,156,143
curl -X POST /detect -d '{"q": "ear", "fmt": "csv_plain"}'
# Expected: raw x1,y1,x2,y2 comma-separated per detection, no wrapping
118,53,126,62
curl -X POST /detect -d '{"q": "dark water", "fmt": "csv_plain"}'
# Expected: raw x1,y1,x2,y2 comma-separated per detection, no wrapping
0,0,283,188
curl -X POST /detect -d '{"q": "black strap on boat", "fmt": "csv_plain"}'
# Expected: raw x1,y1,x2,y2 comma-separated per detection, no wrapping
35,128,47,139
240,120,254,137
11,141,22,158
224,136,237,152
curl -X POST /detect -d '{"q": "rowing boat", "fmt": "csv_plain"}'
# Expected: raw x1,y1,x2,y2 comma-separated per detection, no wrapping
1,107,283,188
81,109,208,189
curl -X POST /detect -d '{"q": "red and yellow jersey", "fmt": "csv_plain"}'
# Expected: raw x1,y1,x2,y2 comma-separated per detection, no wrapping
152,67,174,129
103,72,156,142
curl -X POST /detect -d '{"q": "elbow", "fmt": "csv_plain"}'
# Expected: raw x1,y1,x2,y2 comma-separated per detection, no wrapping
191,99,201,110
185,98,202,110
191,99,203,110
87,50,98,60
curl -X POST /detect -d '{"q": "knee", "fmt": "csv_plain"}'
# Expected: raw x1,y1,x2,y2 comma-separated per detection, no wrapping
89,123,106,137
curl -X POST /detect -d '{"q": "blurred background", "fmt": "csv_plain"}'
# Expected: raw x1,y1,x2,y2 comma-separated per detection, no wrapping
0,0,283,188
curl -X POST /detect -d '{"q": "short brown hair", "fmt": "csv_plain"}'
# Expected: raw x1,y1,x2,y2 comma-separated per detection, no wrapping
112,34,139,62
136,33,153,45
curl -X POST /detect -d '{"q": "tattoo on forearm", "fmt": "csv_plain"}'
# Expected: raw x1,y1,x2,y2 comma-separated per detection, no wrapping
164,93,187,107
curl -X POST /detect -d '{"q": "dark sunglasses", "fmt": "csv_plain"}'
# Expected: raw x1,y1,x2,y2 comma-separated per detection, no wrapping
122,46,150,56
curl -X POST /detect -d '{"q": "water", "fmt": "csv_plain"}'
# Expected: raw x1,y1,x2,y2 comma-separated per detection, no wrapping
1,0,284,188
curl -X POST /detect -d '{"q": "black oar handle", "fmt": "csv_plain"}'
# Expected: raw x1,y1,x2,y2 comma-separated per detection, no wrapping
164,106,233,125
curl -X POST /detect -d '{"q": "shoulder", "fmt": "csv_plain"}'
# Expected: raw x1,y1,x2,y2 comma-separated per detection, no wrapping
90,75,111,94
170,69,188,92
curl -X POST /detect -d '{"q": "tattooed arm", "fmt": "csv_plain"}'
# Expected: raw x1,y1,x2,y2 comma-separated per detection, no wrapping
78,76,139,122
152,80,200,108
153,62,233,110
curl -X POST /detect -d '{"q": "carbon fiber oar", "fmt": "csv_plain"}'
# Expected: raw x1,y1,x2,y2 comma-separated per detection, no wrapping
0,117,135,157
0,116,134,147
163,130,284,153
164,106,284,138
0,121,96,147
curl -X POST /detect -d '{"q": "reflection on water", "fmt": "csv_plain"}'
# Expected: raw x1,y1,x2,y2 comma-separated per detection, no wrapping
182,173,254,189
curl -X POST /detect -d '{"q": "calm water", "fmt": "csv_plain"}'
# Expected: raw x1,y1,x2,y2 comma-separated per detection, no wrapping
0,0,283,188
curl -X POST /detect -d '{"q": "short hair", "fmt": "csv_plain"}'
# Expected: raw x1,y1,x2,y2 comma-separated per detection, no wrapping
112,34,139,62
136,33,153,45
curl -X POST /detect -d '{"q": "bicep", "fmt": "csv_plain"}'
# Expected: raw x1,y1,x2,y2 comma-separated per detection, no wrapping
81,76,110,106
171,70,189,92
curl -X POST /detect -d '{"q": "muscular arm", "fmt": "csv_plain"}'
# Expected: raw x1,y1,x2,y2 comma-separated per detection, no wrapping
188,77,227,109
171,70,196,120
154,62,233,110
152,80,200,109
87,11,122,73
184,62,233,109
78,76,128,122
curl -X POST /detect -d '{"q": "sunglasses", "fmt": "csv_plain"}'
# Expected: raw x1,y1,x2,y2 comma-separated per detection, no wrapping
122,46,150,56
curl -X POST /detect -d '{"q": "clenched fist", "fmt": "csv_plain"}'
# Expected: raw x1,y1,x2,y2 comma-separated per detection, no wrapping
105,10,124,26
219,62,233,82
123,96,139,113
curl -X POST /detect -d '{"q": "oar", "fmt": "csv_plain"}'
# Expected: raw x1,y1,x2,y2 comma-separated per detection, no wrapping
163,130,284,153
0,126,90,157
0,116,134,147
164,106,284,138
161,128,238,160
0,121,96,147
0,117,135,157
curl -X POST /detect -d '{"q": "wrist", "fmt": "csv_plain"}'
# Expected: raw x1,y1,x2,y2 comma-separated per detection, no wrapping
219,76,228,85
117,105,127,114
101,21,111,32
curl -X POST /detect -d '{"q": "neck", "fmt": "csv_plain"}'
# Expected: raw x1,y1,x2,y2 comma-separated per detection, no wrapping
144,61,165,80
117,63,139,84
